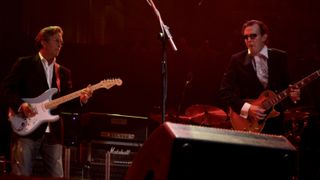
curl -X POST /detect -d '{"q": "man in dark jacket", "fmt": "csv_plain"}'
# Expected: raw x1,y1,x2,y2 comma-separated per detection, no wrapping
1,26,92,177
218,20,300,135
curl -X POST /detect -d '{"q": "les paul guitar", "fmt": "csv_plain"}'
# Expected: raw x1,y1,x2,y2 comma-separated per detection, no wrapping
8,78,123,136
230,69,320,132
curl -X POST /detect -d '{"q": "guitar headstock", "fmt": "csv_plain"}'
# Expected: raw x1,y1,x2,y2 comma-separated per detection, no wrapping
100,78,123,89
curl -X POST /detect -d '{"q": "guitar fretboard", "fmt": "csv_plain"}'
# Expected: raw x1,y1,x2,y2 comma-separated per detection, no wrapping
45,82,103,109
44,79,122,109
263,69,320,110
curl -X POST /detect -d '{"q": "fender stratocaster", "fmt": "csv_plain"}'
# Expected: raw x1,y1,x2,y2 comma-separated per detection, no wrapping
8,78,123,136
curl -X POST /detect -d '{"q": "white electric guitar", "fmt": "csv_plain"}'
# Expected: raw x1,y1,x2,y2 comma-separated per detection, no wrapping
8,78,123,136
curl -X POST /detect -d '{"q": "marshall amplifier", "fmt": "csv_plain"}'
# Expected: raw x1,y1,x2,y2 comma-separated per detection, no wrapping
106,151,137,180
77,112,158,179
80,112,157,142
87,140,143,166
82,140,142,180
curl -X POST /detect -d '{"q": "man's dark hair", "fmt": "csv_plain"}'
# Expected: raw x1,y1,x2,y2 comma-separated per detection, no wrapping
241,20,269,36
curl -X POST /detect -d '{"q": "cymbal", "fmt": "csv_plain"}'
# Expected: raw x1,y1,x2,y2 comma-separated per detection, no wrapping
185,104,230,128
284,106,318,121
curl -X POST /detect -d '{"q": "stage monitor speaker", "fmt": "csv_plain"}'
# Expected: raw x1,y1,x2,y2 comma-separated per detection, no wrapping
125,122,297,180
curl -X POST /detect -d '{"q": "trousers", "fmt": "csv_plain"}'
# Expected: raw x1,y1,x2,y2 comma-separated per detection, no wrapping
11,133,63,177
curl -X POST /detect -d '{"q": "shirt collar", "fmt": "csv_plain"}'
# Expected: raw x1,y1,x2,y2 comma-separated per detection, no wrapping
39,52,56,66
259,45,268,59
247,45,268,59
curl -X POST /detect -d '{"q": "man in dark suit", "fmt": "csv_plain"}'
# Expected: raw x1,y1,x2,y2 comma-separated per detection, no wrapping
218,20,300,135
0,26,92,177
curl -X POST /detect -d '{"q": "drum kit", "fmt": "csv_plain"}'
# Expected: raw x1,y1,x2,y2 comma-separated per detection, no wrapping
283,106,318,147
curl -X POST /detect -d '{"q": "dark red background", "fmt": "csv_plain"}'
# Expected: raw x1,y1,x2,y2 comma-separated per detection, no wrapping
1,0,320,116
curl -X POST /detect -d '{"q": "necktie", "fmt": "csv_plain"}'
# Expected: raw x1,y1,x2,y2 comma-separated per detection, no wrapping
255,54,268,88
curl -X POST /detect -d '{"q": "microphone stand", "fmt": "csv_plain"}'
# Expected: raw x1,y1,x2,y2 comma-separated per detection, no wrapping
146,0,178,124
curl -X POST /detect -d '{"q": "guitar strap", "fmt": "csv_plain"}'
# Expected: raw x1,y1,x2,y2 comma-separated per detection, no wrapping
54,63,61,93
46,63,61,133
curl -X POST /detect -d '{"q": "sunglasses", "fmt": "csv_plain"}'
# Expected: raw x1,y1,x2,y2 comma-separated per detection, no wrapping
243,33,258,40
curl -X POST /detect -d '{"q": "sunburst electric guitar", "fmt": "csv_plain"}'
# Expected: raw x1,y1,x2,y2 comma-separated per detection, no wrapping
8,78,123,136
230,69,320,132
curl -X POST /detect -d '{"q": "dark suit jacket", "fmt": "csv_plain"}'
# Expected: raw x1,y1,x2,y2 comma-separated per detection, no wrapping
1,54,77,142
218,48,290,134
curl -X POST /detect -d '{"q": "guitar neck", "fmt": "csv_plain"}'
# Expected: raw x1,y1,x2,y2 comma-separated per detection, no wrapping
263,69,320,110
45,82,103,109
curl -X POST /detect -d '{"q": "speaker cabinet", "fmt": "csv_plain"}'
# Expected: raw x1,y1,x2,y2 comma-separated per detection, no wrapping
125,122,297,180
105,151,136,180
